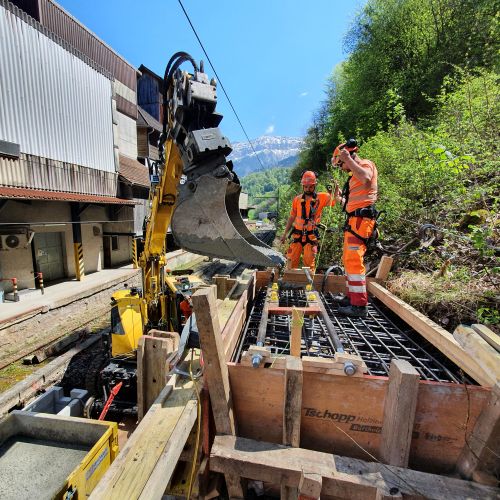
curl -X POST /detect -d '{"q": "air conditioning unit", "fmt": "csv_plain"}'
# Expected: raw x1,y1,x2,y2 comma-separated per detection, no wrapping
0,234,26,250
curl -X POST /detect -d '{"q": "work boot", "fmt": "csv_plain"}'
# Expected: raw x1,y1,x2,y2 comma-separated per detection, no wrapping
332,294,350,307
338,304,368,318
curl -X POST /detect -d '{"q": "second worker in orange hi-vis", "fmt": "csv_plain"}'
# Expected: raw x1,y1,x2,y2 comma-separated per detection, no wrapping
280,170,338,274
331,139,379,318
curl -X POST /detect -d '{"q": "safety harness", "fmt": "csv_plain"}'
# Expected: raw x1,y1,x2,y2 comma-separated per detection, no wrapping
342,178,382,250
292,192,321,246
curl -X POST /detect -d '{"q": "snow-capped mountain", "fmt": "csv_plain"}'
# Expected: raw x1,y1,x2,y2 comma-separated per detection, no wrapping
229,136,303,177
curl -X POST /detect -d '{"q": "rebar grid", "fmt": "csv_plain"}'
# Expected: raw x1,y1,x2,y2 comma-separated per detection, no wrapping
234,287,468,383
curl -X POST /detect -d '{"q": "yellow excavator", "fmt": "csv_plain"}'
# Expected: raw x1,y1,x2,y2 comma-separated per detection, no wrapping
87,52,284,418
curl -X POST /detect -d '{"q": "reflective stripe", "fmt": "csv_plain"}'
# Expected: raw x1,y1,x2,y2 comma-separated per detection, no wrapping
347,274,365,281
348,285,366,293
348,245,359,250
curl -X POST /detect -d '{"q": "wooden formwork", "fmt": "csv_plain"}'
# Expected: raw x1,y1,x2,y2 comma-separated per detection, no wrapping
208,270,499,498
91,270,500,499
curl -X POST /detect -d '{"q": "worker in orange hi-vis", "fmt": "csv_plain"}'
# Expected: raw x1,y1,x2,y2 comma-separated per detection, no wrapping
280,170,339,274
331,138,379,318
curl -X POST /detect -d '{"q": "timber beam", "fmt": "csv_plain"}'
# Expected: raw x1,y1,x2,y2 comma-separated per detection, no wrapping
210,435,500,499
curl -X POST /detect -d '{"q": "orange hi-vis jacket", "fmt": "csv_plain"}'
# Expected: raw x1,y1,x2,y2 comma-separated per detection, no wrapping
290,192,334,244
345,159,378,213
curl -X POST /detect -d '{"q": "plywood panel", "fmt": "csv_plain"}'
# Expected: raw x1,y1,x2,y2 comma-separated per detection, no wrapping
228,364,490,473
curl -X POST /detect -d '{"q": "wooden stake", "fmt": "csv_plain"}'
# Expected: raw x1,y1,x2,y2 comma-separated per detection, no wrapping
192,287,245,499
281,356,304,499
375,255,394,281
192,287,236,436
290,308,304,357
298,471,322,499
456,382,500,482
283,356,303,447
137,335,171,420
380,359,420,467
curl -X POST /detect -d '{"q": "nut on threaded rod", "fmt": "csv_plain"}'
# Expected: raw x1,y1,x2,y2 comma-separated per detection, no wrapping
343,361,357,376
251,354,263,368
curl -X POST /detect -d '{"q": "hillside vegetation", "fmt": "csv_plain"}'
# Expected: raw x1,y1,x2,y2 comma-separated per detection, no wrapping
240,167,292,219
279,0,499,330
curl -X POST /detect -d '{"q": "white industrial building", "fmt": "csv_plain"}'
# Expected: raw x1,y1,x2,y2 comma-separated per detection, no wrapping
0,0,150,296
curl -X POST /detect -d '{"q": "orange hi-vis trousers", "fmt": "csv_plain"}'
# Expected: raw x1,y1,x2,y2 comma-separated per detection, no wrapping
286,241,318,274
343,216,375,306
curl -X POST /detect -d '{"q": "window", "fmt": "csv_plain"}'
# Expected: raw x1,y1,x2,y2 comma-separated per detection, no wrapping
111,236,119,251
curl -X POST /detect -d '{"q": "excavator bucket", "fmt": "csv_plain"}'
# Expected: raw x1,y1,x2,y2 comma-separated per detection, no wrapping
171,174,285,267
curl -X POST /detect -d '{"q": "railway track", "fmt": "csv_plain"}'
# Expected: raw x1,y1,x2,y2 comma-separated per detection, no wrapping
0,229,278,408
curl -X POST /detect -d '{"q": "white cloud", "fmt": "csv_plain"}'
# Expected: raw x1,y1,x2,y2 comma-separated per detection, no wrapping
265,124,275,134
299,91,309,97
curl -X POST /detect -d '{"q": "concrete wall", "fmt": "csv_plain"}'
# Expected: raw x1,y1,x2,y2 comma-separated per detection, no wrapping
0,243,34,292
0,200,72,290
111,236,132,266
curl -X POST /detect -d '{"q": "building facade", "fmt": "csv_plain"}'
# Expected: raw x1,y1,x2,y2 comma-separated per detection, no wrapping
0,0,150,294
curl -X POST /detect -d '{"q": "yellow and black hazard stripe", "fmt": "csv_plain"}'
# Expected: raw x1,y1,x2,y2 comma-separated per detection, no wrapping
132,238,138,269
73,242,85,280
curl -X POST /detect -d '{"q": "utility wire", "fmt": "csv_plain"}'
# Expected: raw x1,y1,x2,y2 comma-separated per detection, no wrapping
177,0,266,172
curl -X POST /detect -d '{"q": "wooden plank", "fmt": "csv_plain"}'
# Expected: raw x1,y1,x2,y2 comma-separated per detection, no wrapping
380,360,420,467
192,287,236,436
456,383,500,482
90,375,196,500
283,356,303,447
210,435,500,500
367,281,492,386
228,363,490,472
300,354,367,377
290,309,304,357
472,324,500,353
257,294,271,345
453,325,500,385
222,289,248,362
138,400,198,499
137,336,171,420
268,306,321,316
375,256,394,281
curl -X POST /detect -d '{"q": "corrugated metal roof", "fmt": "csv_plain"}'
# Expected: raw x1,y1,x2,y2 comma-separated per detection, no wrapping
0,3,116,172
0,154,118,197
137,107,162,132
0,186,137,204
118,155,150,188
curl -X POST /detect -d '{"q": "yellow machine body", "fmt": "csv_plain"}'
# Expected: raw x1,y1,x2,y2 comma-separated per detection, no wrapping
110,289,146,357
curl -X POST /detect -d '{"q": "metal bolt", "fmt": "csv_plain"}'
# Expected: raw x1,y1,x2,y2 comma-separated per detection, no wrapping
343,361,357,376
251,354,263,368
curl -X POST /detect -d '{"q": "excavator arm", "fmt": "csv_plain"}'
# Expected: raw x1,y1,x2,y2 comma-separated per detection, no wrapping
110,52,284,356
161,52,284,267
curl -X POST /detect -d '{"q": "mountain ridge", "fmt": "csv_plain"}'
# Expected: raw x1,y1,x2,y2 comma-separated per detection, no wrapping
229,135,303,177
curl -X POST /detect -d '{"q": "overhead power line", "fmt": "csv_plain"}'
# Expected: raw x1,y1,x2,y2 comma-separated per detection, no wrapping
177,0,266,172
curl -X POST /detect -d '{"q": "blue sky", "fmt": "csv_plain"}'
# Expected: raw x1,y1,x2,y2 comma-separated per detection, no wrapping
57,0,365,142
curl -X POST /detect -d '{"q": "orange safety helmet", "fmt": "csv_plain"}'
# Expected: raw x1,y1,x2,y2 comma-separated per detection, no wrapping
301,170,317,186
332,138,358,165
